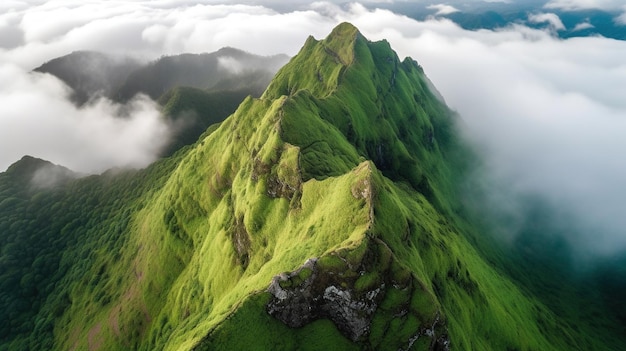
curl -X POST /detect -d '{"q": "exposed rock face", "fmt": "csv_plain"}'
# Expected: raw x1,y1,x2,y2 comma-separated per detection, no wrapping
231,215,251,269
266,240,451,349
402,312,451,351
267,257,382,341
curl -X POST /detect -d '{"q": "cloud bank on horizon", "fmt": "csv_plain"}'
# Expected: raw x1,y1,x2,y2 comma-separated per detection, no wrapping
544,0,626,11
1,0,626,255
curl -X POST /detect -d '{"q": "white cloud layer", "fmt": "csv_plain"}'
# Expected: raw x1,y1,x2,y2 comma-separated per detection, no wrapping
1,1,626,255
573,19,594,31
544,0,625,11
426,4,460,16
0,63,170,173
615,12,626,25
528,12,566,31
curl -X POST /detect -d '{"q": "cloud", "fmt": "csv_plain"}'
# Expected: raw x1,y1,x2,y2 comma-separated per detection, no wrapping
1,0,626,256
426,4,460,16
614,12,626,25
0,10,24,49
361,27,626,256
573,19,595,31
2,2,330,69
0,1,338,173
217,56,244,74
544,0,625,11
528,12,566,31
0,64,171,173
31,161,78,189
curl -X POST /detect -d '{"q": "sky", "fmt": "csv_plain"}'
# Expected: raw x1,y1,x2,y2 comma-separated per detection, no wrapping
1,0,626,256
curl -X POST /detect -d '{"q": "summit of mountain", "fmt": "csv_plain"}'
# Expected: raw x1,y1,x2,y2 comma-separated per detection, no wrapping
3,155,79,189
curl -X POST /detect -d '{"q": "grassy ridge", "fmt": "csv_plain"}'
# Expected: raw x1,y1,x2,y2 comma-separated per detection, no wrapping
188,22,622,350
52,91,375,350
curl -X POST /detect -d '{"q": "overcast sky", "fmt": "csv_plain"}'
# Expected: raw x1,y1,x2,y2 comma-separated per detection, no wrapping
1,0,625,255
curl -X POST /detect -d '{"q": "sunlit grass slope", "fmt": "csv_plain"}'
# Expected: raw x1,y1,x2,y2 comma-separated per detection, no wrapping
2,22,623,351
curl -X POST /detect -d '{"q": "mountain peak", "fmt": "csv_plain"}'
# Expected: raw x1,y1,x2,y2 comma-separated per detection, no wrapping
324,22,361,64
264,22,397,100
262,22,455,207
4,155,78,188
6,155,56,175
331,21,359,33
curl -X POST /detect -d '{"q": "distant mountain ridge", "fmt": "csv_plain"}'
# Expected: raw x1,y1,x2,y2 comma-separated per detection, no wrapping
35,48,290,157
35,48,289,105
34,51,141,105
356,1,626,40
115,47,289,102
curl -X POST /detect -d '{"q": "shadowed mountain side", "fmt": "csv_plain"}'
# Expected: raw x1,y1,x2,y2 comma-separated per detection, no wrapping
35,48,289,105
2,155,79,188
157,87,254,157
0,154,181,349
34,51,142,105
116,47,289,102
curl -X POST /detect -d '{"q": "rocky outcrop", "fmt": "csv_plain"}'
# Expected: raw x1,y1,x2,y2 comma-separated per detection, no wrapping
231,215,251,269
266,257,382,341
401,312,450,351
266,240,451,349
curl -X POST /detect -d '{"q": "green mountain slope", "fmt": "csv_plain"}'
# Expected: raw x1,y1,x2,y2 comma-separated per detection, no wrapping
1,23,624,351
0,154,182,349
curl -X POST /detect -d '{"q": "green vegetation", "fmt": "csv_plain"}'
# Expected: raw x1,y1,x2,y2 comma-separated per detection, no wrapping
0,153,184,350
1,22,624,351
196,293,360,351
158,86,253,156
